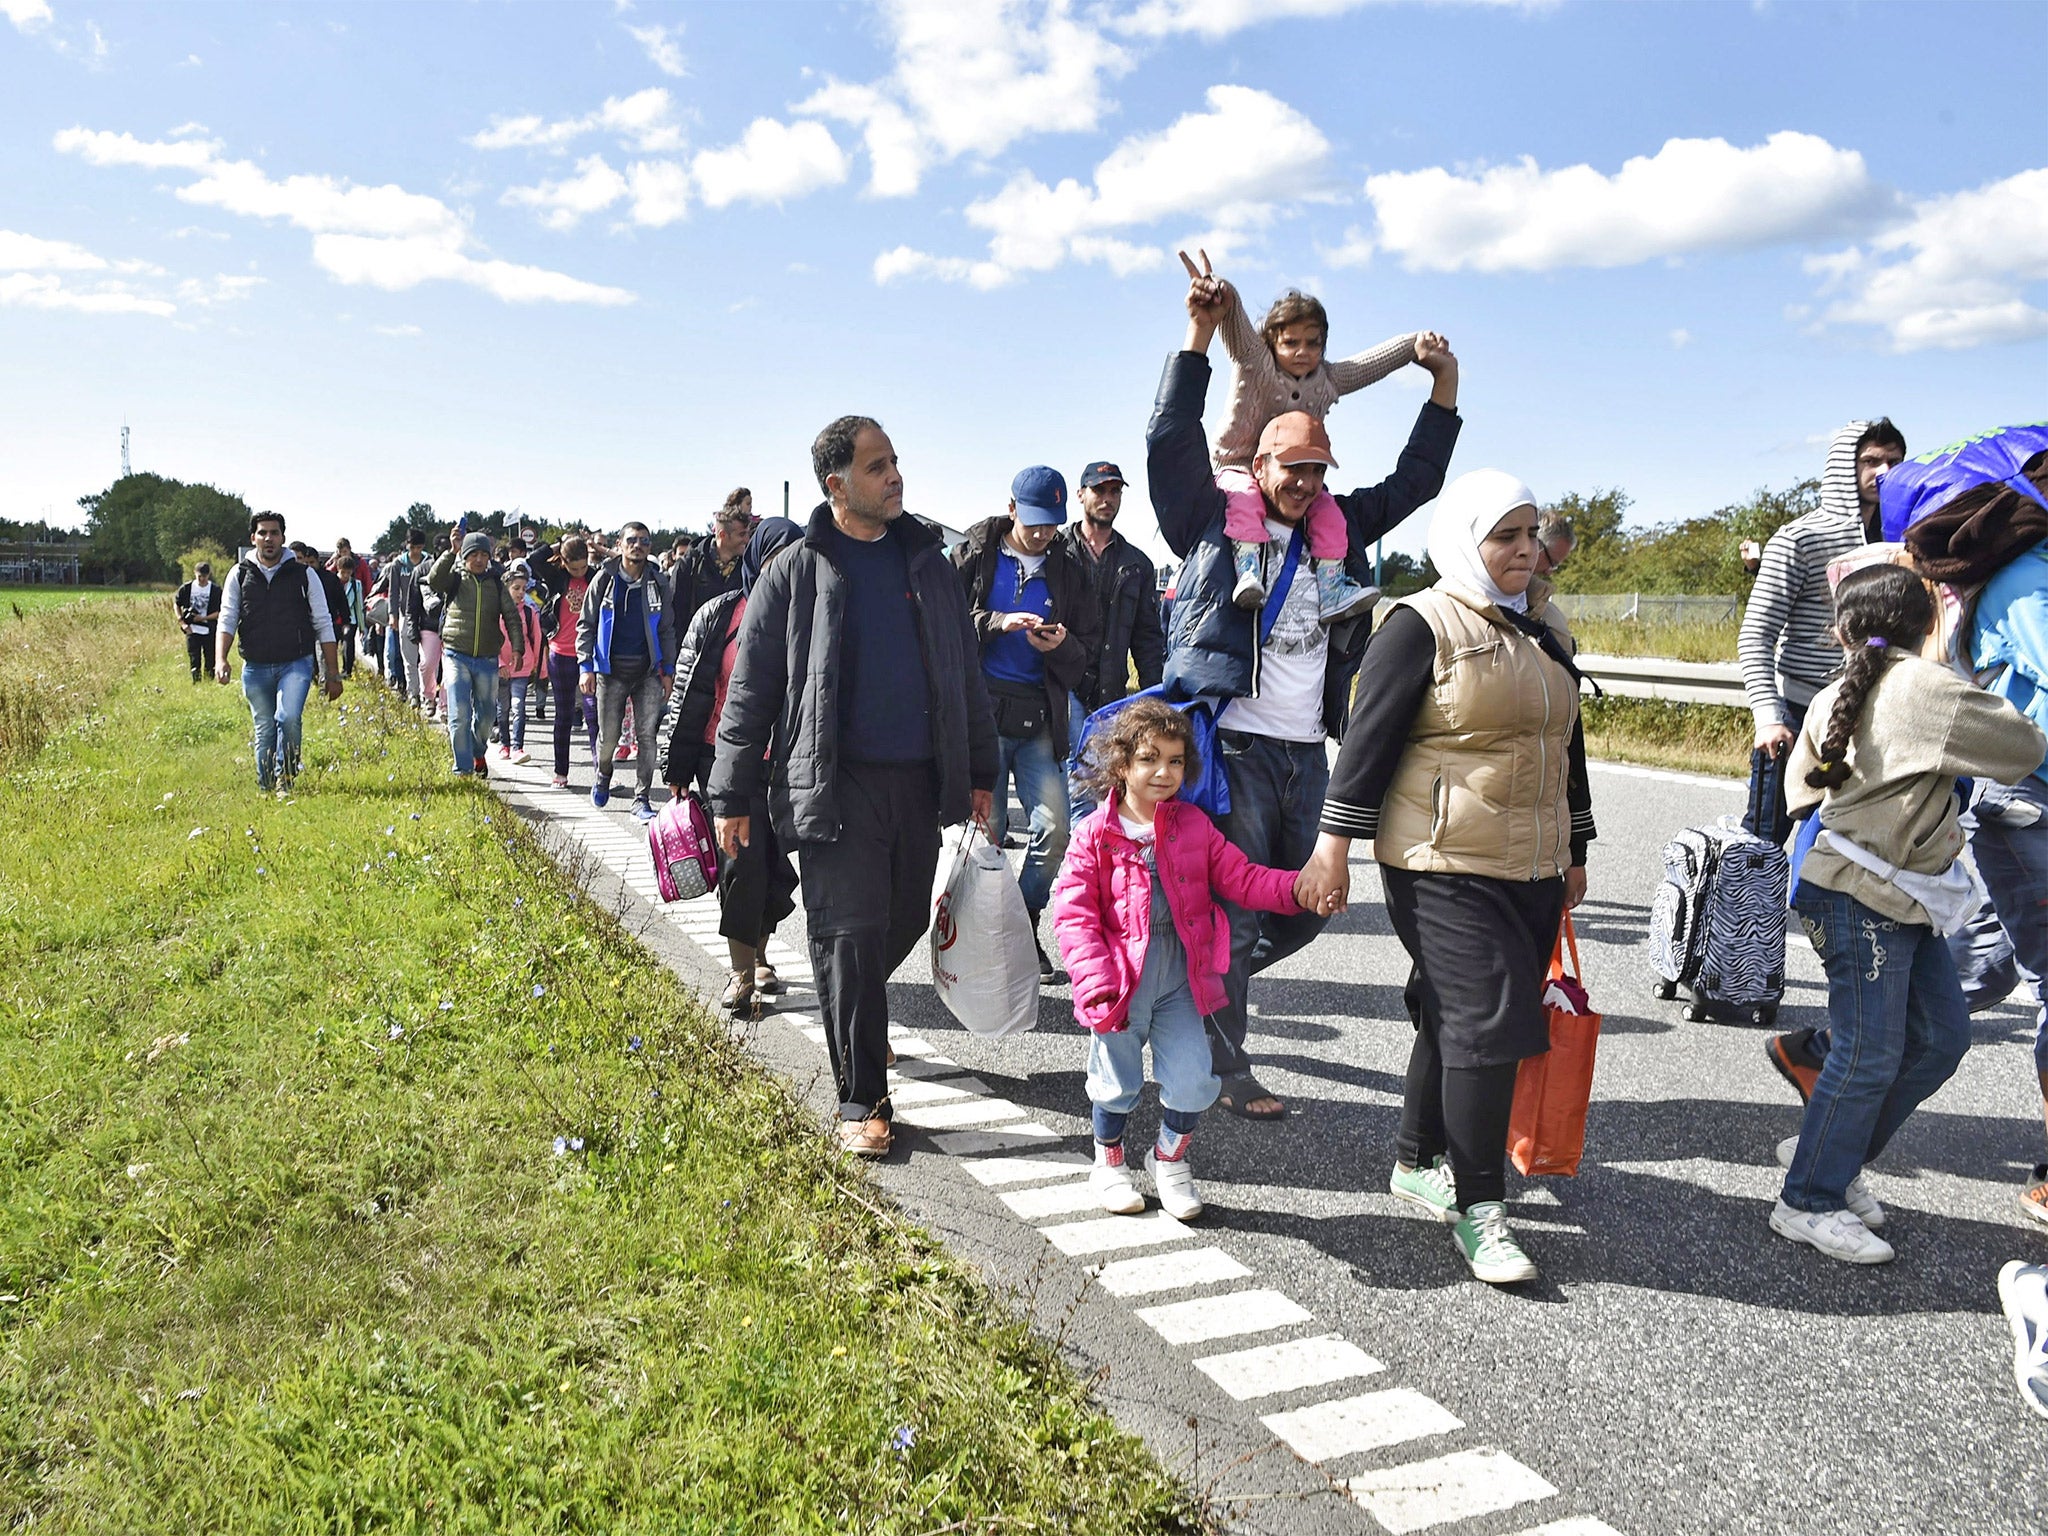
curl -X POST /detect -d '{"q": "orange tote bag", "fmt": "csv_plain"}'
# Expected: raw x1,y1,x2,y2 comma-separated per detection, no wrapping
1508,913,1602,1177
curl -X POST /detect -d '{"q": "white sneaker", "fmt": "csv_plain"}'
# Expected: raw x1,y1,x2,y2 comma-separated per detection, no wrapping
1775,1135,1884,1229
1090,1151,1145,1215
512,748,530,765
1997,1260,2048,1420
1769,1199,1895,1264
1146,1148,1204,1220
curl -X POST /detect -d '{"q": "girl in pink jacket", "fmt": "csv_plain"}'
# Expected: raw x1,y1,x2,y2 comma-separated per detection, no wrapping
1053,699,1309,1219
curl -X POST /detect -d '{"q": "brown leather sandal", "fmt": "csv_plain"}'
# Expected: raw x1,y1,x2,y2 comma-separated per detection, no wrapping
836,1116,892,1157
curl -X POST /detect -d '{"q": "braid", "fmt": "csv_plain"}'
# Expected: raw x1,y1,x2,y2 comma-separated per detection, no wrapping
1804,563,1935,791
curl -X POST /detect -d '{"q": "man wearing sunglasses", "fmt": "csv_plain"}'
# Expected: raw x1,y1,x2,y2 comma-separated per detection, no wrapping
577,519,676,820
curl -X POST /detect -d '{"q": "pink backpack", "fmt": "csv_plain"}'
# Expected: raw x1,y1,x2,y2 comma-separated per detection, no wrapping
649,792,721,902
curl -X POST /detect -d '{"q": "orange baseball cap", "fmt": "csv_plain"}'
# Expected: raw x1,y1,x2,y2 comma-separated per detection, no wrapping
1257,411,1337,469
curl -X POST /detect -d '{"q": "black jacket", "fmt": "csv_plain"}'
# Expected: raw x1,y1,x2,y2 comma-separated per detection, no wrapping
1060,525,1164,712
1146,349,1459,739
661,589,743,789
709,502,998,843
675,540,743,632
952,515,1102,760
175,579,222,626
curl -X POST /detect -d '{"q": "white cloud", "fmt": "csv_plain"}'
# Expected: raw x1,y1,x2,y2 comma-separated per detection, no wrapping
468,88,683,155
798,0,1132,197
502,154,631,231
1111,0,1540,38
3,0,52,32
625,21,685,77
625,160,690,227
0,273,175,317
1357,131,1888,272
1669,327,1692,348
177,273,264,306
879,84,1327,287
374,322,422,336
1805,167,2048,352
53,126,222,170
692,119,848,209
0,229,110,271
56,126,634,307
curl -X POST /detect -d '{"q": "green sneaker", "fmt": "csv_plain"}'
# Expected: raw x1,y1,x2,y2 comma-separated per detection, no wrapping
1452,1201,1538,1285
1389,1157,1459,1223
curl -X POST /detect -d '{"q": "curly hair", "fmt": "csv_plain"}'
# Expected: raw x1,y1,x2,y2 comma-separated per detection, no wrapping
1078,698,1200,805
811,415,884,496
1804,563,1936,791
1260,289,1328,350
720,486,753,520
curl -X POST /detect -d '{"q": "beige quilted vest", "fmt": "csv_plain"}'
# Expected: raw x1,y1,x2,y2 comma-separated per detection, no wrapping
1372,578,1579,881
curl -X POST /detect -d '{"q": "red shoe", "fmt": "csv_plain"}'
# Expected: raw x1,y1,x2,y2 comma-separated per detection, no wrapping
474,755,488,776
1766,1032,1820,1104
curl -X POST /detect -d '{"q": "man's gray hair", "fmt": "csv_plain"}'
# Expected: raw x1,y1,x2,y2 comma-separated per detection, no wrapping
812,415,884,497
1537,509,1575,547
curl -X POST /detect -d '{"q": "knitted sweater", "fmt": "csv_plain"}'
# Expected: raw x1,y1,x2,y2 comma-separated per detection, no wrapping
1738,421,1872,726
1211,279,1418,471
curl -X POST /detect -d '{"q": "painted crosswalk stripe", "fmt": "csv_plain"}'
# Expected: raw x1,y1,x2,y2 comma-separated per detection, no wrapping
1038,1209,1191,1257
1502,1521,1626,1536
959,1152,1091,1187
798,1027,828,1045
885,1035,942,1057
887,1055,963,1081
1262,1388,1462,1463
1193,1333,1385,1401
1133,1288,1311,1346
929,1124,1061,1156
997,1181,1109,1220
1087,1247,1252,1297
891,1097,1027,1130
884,1076,990,1108
1346,1447,1556,1533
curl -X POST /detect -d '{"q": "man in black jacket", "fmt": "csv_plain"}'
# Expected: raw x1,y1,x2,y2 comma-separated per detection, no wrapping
710,416,996,1159
1060,459,1165,816
954,466,1102,980
1149,256,1461,1120
173,561,223,683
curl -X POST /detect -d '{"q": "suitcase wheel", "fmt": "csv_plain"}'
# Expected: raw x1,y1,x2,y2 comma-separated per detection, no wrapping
1755,1005,1777,1028
1683,1001,1709,1023
1654,979,1677,1002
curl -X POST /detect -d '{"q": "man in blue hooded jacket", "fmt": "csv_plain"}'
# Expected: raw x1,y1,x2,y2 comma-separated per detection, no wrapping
577,519,676,820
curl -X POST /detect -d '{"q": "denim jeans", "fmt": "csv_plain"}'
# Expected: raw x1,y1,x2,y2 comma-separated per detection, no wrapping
496,675,530,750
992,724,1071,914
1782,884,1972,1213
1961,777,2048,1066
1085,918,1219,1119
548,651,597,776
443,651,499,773
240,655,314,789
384,627,405,693
596,666,665,795
1210,729,1330,1080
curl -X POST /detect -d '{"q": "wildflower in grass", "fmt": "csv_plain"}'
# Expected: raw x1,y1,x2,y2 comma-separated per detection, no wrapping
627,1035,642,1053
892,1425,917,1455
388,1024,404,1041
439,1001,453,1011
483,817,491,825
513,897,524,909
533,984,547,998
385,826,395,836
188,827,205,840
553,1136,569,1157
411,812,421,821
255,867,265,876
386,851,397,860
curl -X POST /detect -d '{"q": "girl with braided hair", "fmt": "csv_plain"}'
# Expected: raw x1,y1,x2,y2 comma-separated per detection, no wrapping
1772,564,2045,1265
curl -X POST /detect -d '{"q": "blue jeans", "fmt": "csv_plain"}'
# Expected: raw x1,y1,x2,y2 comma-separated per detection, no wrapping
240,655,315,788
1210,729,1329,1080
992,726,1070,914
1783,885,1971,1213
496,675,530,750
1961,778,2048,1067
443,652,499,773
384,627,406,695
1086,935,1220,1119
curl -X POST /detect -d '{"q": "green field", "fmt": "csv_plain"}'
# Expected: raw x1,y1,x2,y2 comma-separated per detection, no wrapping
0,585,165,628
0,609,1196,1534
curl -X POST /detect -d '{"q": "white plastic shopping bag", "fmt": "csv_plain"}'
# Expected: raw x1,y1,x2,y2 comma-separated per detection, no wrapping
929,823,1038,1038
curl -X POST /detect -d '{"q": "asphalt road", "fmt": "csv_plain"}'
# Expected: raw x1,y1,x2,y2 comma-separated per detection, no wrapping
491,736,2047,1536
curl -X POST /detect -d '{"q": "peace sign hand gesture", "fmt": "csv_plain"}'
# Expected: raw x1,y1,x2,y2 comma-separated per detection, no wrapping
1177,248,1228,353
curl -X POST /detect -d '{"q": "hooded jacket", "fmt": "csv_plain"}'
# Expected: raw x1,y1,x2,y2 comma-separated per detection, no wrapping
1146,349,1459,739
1052,798,1301,1033
953,514,1101,759
707,501,998,842
661,589,744,789
575,556,675,677
1062,524,1166,711
427,549,524,663
1738,421,1876,725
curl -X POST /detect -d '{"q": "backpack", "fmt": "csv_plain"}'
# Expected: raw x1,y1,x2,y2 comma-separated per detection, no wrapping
649,792,720,903
1649,818,1788,1025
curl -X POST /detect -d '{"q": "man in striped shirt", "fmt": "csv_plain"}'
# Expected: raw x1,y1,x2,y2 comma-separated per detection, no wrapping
1737,418,1906,843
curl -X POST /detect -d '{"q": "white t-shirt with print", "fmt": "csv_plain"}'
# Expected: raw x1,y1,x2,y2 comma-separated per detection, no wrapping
1218,516,1326,743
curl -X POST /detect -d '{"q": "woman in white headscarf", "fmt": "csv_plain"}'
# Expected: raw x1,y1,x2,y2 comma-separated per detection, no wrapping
1299,469,1595,1286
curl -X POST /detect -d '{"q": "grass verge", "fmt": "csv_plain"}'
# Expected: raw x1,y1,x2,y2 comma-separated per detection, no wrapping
1582,696,1750,779
0,638,1197,1533
1568,615,1739,663
0,594,162,771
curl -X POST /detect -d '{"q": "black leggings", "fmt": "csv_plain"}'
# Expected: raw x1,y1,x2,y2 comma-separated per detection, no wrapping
1395,975,1521,1208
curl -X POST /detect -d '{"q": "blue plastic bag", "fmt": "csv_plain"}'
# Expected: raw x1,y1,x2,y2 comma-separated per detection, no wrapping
1879,422,2048,542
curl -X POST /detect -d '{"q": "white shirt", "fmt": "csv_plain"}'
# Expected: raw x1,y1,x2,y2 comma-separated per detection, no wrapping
1219,516,1326,743
185,579,214,635
218,554,336,647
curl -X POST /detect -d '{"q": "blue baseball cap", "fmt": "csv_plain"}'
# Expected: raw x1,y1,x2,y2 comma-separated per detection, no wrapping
1010,465,1069,527
1080,460,1125,489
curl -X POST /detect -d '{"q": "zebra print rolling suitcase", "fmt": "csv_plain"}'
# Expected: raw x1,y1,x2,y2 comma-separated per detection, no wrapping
1648,820,1788,1026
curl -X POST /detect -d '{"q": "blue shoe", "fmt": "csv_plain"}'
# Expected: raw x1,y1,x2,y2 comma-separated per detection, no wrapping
631,794,657,823
591,774,611,808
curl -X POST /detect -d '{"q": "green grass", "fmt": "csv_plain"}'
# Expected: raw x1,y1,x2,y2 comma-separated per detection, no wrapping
1568,616,1740,663
0,585,164,626
0,634,1197,1533
1582,696,1750,779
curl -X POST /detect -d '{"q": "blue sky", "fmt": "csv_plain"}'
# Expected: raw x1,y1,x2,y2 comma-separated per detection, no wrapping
2,0,2042,565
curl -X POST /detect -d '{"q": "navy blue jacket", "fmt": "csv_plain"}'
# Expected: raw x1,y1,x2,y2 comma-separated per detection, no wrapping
1146,350,1460,739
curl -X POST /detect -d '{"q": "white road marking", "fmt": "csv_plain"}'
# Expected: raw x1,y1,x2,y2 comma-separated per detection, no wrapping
1193,1334,1385,1402
1262,1388,1462,1463
1089,1247,1253,1298
997,1181,1111,1220
887,1056,964,1081
1347,1447,1557,1533
883,1076,990,1107
1503,1521,1627,1536
891,1096,1027,1129
1133,1288,1311,1346
1039,1209,1191,1257
929,1124,1061,1156
886,1035,942,1057
1589,759,1741,793
959,1152,1091,1187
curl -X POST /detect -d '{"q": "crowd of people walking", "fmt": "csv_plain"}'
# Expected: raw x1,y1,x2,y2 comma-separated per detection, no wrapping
179,257,2048,1411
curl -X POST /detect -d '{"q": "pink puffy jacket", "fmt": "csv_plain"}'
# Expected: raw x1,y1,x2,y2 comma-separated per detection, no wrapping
1052,798,1302,1034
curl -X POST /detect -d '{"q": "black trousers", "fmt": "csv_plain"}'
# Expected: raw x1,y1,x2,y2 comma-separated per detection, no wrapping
798,761,941,1122
186,631,215,681
718,791,798,949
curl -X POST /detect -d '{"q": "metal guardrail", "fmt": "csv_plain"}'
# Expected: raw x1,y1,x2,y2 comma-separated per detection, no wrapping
1576,653,1745,707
